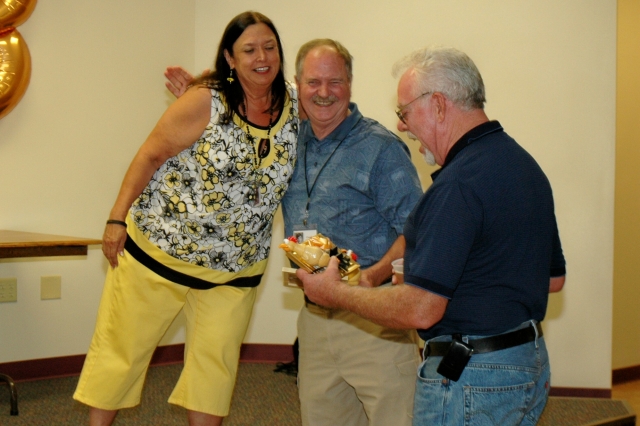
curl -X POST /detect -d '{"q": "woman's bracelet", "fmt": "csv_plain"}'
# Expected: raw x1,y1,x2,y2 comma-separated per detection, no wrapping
106,219,127,228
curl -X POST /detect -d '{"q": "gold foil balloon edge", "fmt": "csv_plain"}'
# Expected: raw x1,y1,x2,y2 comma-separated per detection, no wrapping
0,0,36,120
0,28,31,119
0,0,38,29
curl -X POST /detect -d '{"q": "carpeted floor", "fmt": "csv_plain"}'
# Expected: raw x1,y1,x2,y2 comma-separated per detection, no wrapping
539,397,635,426
0,363,636,425
0,363,300,425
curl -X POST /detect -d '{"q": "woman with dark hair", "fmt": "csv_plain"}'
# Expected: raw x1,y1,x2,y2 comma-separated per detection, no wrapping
73,11,298,426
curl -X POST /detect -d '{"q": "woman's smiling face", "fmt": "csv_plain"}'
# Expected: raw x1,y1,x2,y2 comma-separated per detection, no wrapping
225,23,280,92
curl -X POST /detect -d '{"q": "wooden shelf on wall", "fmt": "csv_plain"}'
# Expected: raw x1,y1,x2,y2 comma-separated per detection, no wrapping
0,230,102,259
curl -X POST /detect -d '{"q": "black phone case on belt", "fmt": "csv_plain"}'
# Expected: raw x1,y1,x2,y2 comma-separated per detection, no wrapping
437,339,473,382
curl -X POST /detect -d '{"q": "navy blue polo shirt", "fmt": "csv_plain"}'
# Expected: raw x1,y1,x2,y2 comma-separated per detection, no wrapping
403,121,566,340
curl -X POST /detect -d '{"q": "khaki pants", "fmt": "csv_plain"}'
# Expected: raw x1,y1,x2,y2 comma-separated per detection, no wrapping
297,302,420,426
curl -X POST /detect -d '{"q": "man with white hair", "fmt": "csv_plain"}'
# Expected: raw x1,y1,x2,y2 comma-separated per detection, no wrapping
298,46,566,425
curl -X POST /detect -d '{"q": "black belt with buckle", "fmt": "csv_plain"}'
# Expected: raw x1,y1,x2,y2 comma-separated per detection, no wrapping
426,322,543,357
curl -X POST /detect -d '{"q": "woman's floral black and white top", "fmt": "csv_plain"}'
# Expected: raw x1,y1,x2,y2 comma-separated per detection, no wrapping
130,83,298,273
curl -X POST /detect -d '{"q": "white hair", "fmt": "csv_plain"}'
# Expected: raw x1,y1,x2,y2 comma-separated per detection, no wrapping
392,46,486,110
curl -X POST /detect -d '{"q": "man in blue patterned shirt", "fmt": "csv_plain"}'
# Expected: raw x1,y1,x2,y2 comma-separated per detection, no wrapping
281,39,423,426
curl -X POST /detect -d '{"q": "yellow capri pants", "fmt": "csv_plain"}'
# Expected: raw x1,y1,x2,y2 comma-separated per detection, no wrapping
73,248,257,416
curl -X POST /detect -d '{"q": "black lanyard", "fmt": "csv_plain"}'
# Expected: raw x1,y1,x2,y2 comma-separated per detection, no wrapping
302,133,350,226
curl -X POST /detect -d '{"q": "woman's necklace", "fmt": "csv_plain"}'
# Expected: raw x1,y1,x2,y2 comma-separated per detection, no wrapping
242,99,274,206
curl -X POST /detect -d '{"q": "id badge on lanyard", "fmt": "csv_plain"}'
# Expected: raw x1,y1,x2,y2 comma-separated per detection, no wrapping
292,224,318,243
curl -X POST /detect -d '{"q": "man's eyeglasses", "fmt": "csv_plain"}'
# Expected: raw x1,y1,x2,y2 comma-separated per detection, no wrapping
395,91,432,124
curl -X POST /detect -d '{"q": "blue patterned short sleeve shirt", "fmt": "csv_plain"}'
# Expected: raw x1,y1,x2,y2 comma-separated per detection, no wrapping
282,103,421,268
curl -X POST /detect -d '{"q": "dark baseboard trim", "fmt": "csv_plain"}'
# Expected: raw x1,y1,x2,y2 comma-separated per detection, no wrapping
0,344,621,400
613,364,640,384
0,354,87,383
0,343,295,383
549,387,611,399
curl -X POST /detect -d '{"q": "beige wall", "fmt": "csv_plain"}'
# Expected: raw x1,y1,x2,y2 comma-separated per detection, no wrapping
0,1,616,390
0,0,196,360
613,0,640,370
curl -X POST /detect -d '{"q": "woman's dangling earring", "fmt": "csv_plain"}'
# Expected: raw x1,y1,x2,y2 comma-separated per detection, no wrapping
227,68,234,83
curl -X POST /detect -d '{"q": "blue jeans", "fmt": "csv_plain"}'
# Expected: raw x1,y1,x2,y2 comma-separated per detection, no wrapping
413,321,550,426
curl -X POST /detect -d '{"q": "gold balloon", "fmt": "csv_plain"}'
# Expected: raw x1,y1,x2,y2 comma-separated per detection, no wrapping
0,0,38,28
0,0,36,120
0,28,31,119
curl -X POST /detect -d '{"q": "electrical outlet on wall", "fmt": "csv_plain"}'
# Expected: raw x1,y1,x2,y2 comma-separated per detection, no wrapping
0,278,18,303
41,275,62,300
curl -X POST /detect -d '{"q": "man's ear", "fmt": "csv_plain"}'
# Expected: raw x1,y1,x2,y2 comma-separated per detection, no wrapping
294,77,308,119
432,92,447,122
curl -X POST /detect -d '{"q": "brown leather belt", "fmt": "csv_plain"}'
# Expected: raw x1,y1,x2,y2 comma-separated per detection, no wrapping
426,322,543,356
304,295,320,307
